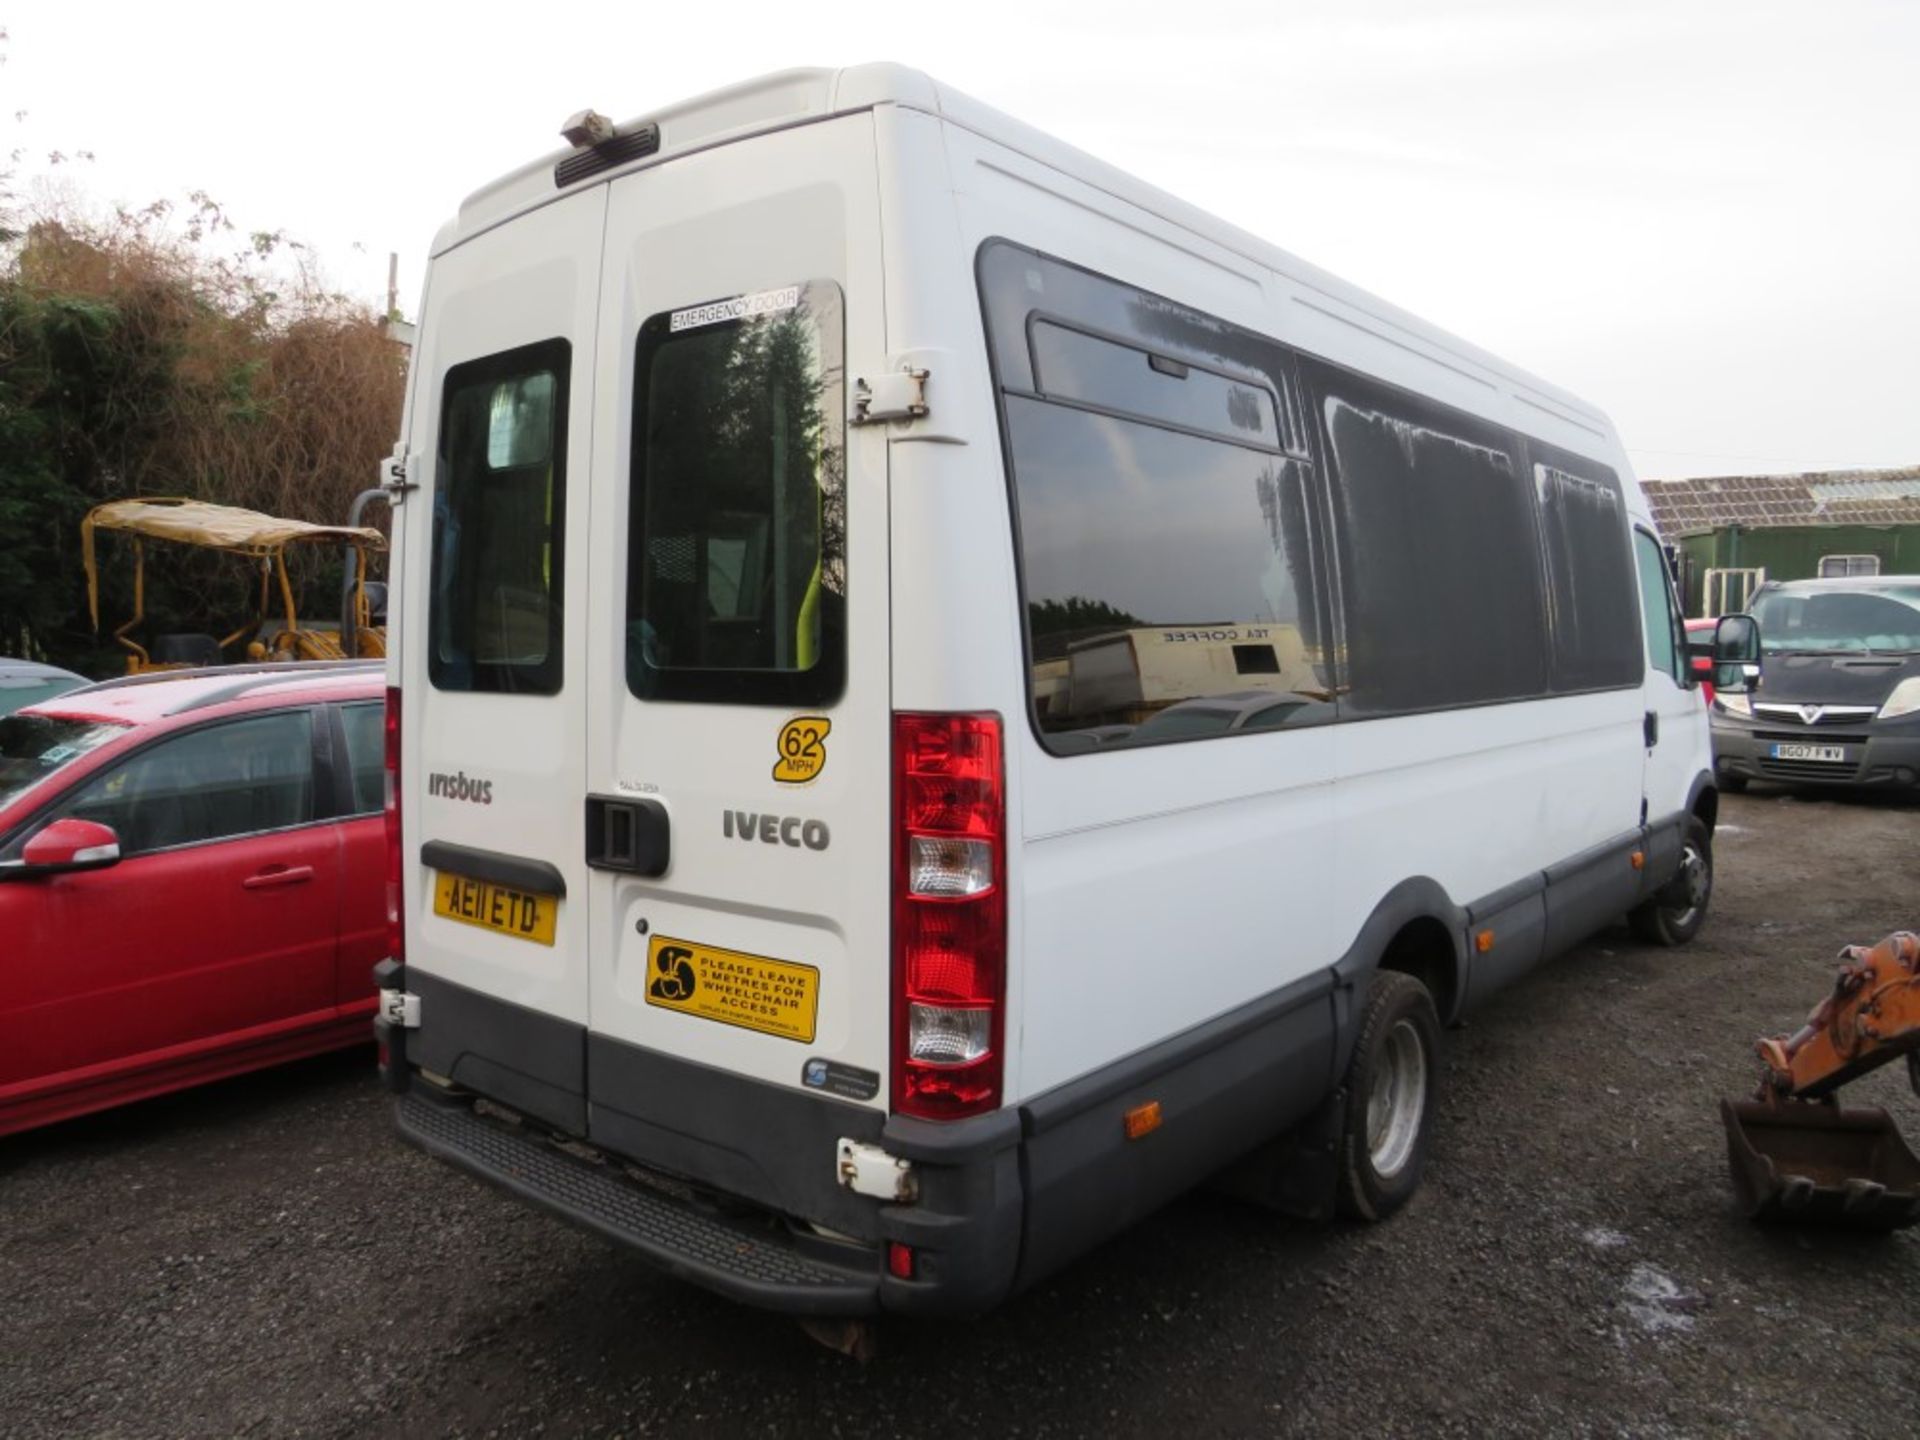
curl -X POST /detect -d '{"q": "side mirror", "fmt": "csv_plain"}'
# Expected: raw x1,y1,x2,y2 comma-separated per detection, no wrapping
1712,613,1763,694
19,818,123,876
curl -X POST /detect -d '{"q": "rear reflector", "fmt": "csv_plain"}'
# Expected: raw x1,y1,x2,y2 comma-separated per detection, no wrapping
892,713,1005,1120
887,1241,915,1280
384,687,403,963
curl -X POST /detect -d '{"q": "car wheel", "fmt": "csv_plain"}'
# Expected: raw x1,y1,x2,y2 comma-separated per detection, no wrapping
1719,774,1749,795
1336,970,1442,1221
1629,815,1713,947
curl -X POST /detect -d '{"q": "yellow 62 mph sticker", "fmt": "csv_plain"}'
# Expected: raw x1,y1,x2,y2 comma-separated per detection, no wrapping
773,716,831,784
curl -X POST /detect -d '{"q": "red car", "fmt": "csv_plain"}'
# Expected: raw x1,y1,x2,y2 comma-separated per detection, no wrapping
0,662,385,1136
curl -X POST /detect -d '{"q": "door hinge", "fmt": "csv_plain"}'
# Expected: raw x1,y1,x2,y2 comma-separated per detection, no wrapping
836,1138,917,1201
379,987,422,1029
381,444,418,503
849,367,930,427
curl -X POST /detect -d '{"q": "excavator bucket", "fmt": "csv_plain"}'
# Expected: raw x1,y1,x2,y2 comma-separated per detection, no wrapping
1721,1099,1920,1231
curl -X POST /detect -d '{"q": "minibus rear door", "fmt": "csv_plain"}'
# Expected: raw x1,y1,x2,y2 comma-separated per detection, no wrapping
401,188,608,1129
580,114,894,1118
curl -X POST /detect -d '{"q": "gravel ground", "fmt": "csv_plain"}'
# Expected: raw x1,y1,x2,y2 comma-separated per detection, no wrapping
4,787,1918,1438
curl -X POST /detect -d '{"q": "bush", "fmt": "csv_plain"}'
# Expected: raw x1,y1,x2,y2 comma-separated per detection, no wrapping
0,192,406,671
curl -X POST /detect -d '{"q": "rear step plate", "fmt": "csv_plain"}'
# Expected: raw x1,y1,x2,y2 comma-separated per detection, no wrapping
1721,1099,1920,1231
396,1092,880,1313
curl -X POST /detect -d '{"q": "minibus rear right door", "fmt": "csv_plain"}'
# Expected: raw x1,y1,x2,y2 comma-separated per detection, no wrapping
579,114,895,1129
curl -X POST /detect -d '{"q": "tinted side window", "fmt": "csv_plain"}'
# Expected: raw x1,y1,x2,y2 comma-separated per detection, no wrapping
1307,362,1548,714
982,245,1333,754
627,282,846,706
1530,448,1643,691
1030,321,1285,448
46,711,315,855
1633,530,1683,681
338,702,383,816
430,339,570,695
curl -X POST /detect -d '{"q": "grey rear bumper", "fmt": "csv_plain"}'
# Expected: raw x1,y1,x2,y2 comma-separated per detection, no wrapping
381,964,1337,1317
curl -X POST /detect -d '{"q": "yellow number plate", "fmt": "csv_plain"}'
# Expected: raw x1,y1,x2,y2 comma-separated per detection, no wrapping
432,871,557,946
644,936,819,1043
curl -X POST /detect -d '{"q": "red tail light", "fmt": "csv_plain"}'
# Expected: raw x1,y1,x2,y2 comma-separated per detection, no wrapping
384,686,404,962
892,712,1005,1120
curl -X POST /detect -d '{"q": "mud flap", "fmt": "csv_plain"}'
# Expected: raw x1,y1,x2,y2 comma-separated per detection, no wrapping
1721,1099,1920,1231
1210,1087,1346,1221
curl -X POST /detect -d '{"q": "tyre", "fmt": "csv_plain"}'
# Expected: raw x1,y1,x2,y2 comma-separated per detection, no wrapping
1629,815,1713,947
1336,970,1442,1221
1719,774,1749,795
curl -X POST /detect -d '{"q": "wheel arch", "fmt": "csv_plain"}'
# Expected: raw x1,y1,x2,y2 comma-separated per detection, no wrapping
1685,769,1719,836
1330,877,1468,1077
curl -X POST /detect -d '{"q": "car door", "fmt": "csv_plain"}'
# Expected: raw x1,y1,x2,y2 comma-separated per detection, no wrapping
0,706,340,1097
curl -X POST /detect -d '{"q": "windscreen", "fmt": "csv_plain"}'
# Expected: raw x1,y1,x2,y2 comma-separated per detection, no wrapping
1751,585,1920,653
627,282,845,705
0,715,127,812
0,675,85,718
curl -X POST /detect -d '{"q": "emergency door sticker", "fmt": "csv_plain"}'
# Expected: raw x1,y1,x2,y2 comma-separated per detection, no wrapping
645,935,819,1043
773,716,831,785
670,286,801,333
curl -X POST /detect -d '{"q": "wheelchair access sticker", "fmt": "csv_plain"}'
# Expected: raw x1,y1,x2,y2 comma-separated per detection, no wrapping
773,716,831,785
645,935,819,1043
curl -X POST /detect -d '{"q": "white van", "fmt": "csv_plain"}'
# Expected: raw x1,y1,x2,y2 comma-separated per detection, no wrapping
377,64,1722,1317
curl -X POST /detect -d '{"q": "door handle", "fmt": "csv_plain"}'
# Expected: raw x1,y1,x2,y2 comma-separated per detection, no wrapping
1644,710,1659,748
243,864,315,890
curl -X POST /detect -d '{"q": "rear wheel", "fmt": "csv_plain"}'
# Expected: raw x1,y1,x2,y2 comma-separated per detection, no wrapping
1630,815,1713,946
1336,970,1442,1221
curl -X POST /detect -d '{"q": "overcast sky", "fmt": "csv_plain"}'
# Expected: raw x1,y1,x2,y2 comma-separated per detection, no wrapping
6,0,1915,480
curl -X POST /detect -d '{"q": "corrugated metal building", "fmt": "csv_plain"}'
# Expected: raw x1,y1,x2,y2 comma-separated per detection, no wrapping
1640,466,1920,616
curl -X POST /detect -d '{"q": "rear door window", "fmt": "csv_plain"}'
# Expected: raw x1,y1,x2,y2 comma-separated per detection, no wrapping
627,282,846,705
430,339,571,694
337,702,384,816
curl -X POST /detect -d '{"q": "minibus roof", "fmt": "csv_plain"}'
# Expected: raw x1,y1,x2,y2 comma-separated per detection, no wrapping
434,63,1609,442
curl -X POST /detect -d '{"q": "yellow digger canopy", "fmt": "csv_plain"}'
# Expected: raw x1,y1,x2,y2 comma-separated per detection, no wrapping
82,497,387,628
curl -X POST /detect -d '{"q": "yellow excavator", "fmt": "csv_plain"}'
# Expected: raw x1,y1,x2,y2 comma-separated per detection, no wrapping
82,497,388,673
1723,930,1920,1229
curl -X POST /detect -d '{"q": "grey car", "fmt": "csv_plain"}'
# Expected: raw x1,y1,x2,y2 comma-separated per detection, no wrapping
0,659,89,719
1708,576,1920,791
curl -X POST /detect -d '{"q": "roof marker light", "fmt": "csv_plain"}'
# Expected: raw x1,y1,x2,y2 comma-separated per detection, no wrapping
560,109,614,148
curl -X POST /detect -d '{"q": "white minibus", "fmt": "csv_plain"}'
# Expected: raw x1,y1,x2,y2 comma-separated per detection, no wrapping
377,65,1728,1317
